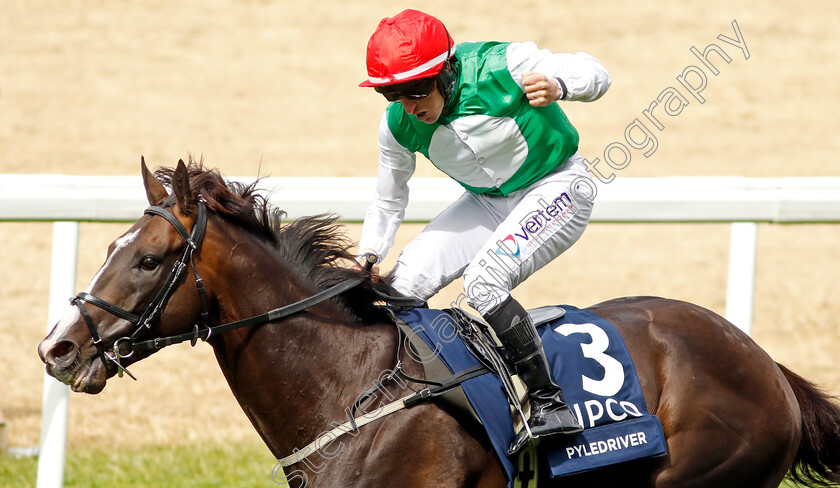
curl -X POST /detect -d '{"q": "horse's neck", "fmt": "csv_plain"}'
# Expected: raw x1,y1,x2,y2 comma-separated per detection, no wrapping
202,227,398,458
212,309,398,459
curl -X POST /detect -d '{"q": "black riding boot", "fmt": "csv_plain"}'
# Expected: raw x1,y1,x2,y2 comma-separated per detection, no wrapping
484,297,583,455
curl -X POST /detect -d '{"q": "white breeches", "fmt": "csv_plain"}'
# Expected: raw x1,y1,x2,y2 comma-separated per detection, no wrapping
389,154,595,315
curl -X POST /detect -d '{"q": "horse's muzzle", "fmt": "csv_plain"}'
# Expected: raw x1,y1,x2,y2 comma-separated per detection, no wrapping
39,338,81,380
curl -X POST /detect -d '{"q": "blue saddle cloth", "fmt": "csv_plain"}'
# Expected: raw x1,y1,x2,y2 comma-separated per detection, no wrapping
397,305,667,485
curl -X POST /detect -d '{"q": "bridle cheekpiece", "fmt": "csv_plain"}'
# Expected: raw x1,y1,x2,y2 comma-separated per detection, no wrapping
71,201,209,380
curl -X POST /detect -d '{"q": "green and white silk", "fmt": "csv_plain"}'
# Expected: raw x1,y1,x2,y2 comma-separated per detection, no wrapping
359,41,610,274
386,41,580,196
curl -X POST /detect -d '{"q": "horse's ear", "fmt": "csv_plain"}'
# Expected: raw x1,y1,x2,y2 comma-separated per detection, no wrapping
141,156,168,205
172,159,195,216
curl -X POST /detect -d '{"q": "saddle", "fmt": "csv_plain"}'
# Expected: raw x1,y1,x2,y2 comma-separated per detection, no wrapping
394,305,567,431
366,282,666,486
390,302,667,487
370,279,564,424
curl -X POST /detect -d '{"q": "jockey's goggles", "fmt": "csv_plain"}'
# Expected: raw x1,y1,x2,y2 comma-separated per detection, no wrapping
375,77,437,102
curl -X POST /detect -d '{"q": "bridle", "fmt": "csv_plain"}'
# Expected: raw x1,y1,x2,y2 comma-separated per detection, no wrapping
71,201,210,379
66,197,488,470
70,199,367,380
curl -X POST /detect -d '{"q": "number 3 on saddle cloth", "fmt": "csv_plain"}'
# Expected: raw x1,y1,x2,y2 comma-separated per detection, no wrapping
396,305,667,486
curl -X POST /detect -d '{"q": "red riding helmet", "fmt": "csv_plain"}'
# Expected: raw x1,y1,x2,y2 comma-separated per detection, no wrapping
360,9,454,88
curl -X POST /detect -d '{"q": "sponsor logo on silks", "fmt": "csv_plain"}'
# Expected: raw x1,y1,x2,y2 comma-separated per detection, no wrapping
495,234,521,259
497,192,577,255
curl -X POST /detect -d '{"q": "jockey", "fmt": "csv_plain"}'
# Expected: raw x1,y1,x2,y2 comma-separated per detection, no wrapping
356,9,610,454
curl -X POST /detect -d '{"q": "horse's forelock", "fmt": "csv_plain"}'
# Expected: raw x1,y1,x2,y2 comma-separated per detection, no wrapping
154,159,276,243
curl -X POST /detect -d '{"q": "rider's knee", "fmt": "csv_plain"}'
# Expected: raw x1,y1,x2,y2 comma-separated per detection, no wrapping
463,264,512,315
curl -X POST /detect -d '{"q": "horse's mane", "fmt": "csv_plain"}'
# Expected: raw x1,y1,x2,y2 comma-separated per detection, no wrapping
154,159,387,323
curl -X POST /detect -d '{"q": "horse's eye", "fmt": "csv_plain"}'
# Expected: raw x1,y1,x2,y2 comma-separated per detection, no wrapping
140,256,160,271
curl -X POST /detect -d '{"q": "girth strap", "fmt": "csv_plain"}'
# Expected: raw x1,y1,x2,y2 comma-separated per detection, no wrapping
402,364,488,407
276,363,488,469
394,317,483,426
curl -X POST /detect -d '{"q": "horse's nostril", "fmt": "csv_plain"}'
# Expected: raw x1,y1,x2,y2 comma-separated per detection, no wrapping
46,340,79,369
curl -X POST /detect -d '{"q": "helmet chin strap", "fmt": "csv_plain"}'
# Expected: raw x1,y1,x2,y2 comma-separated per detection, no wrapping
437,57,460,106
437,25,458,107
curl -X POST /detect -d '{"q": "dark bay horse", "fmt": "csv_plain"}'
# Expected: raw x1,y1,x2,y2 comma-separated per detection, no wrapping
39,160,840,487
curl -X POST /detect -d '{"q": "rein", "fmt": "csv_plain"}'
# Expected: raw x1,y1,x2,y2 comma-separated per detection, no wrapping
71,200,362,379
132,276,364,352
71,199,488,471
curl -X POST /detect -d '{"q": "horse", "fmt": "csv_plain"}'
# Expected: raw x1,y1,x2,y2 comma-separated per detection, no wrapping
38,159,840,488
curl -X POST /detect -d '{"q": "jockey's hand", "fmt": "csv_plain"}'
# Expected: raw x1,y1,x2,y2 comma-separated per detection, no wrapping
522,71,564,107
368,264,380,283
355,252,380,283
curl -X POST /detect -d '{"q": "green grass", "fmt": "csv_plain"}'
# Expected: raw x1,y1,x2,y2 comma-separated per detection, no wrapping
0,445,818,487
0,442,280,487
780,481,812,488
783,481,820,488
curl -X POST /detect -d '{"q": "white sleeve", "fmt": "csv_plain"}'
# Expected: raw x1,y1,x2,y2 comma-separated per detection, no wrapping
506,41,611,102
357,113,416,261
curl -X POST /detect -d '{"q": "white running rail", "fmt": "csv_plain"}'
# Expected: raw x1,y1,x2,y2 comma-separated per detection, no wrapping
2,175,838,487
